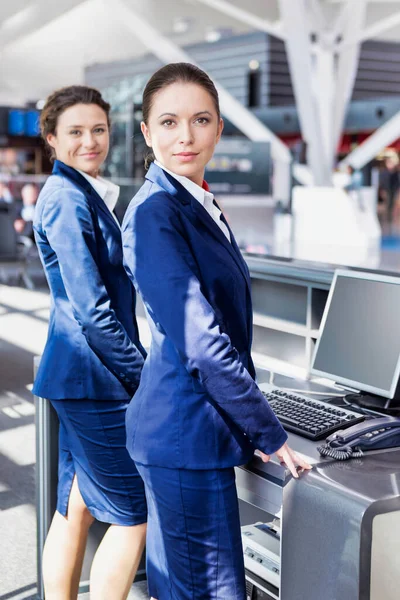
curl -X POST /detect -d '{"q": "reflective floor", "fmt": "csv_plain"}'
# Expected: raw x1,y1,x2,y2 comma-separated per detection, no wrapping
0,285,49,599
0,284,150,599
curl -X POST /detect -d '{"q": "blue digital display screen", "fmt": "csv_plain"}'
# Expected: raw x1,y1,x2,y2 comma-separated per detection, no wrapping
25,110,40,136
8,109,40,136
8,110,25,135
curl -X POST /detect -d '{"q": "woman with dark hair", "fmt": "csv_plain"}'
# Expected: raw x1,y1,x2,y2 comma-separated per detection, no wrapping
122,63,311,600
33,85,147,599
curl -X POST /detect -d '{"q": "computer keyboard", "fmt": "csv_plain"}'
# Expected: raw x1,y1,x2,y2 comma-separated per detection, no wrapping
259,383,365,441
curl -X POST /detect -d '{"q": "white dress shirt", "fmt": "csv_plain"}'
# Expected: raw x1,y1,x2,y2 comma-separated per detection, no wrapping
155,160,230,242
77,169,120,225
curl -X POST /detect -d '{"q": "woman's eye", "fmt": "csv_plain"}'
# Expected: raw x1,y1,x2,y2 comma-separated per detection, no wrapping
196,117,210,125
161,120,174,127
94,127,106,134
70,130,81,135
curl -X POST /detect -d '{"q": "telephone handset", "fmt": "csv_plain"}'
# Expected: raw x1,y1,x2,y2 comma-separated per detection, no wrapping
317,416,400,460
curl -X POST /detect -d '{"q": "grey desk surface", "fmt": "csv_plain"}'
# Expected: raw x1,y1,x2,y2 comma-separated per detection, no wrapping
248,368,400,495
244,250,400,285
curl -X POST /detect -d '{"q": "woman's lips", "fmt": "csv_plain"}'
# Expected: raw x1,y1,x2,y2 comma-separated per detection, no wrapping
80,152,100,159
174,152,198,163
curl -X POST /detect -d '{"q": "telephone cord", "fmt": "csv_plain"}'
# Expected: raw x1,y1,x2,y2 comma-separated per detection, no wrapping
317,444,364,460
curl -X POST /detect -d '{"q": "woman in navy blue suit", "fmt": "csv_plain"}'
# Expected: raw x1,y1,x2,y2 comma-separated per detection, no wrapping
122,64,311,599
33,86,147,599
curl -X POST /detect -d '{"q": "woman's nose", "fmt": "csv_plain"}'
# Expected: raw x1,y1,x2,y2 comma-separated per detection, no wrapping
179,123,193,145
82,132,97,148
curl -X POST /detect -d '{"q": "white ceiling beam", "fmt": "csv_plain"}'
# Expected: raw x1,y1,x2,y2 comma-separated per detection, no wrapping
0,1,35,27
0,0,85,51
339,8,400,48
359,9,400,41
340,110,400,170
195,0,286,40
108,0,292,167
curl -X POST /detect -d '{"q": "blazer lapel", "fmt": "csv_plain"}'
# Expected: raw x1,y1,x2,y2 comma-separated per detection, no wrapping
218,205,253,349
189,196,251,291
52,160,120,232
215,200,252,291
146,162,251,293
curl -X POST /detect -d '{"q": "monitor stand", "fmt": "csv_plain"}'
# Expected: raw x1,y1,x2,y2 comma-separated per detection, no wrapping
345,392,400,413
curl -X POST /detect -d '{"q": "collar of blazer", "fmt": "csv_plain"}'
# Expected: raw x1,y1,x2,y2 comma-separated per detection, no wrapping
52,160,120,232
145,161,251,293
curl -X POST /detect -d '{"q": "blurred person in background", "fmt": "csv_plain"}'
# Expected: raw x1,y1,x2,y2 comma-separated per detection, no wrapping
0,181,13,204
0,148,20,175
345,165,364,209
380,155,400,221
33,86,147,600
14,183,39,240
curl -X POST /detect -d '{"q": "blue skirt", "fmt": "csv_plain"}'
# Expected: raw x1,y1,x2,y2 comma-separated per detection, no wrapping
51,399,147,526
136,464,246,600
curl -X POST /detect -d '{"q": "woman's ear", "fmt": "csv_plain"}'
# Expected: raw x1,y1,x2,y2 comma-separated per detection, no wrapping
216,118,224,143
141,122,152,148
47,133,56,149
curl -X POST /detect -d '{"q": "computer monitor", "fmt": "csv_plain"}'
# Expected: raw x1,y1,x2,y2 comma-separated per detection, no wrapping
311,269,400,406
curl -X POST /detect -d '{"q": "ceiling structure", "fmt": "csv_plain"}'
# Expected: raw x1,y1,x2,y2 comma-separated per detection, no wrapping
0,0,399,106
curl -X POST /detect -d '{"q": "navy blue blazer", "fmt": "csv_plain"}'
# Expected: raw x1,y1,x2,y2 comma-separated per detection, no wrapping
122,163,287,469
33,160,146,400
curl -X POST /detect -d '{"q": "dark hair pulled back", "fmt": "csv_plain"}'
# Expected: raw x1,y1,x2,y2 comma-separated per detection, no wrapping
142,63,220,169
40,85,111,161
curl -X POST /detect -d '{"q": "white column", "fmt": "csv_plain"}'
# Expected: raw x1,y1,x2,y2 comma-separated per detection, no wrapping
278,0,329,185
198,0,369,185
313,43,336,173
333,1,366,153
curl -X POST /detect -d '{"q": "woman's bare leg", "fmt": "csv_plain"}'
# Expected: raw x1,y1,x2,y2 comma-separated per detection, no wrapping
90,522,147,600
42,476,94,599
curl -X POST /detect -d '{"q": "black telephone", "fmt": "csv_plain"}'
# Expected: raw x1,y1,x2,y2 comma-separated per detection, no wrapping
317,416,400,460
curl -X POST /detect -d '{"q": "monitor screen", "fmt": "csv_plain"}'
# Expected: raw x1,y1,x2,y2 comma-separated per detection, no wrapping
311,270,400,398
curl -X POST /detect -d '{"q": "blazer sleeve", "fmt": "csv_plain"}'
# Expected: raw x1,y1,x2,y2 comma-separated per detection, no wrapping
123,195,287,455
42,186,145,392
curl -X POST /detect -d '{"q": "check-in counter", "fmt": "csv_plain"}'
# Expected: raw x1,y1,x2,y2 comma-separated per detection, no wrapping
237,435,400,600
238,253,400,600
236,370,400,600
244,253,333,379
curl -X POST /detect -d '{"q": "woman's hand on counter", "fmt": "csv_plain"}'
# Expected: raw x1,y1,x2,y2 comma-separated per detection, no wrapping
259,443,312,479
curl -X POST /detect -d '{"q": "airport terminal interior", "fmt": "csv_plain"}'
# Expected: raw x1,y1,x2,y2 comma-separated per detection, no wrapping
2,1,400,599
